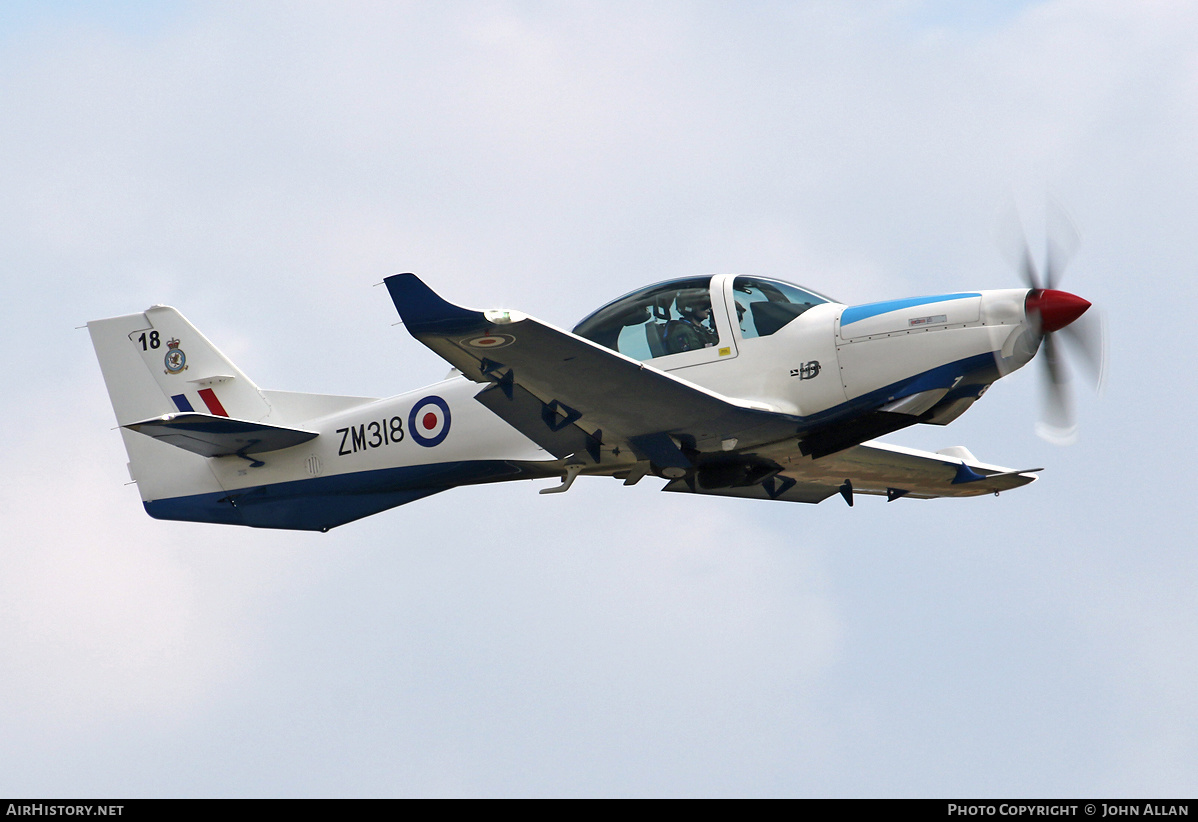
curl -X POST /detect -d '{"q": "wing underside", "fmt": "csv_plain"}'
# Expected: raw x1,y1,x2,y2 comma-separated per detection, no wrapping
663,440,1037,504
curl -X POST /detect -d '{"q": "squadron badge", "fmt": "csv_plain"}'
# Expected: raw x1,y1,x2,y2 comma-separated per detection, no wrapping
164,338,188,374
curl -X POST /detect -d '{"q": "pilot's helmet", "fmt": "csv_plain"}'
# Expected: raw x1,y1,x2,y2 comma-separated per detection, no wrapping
676,290,712,317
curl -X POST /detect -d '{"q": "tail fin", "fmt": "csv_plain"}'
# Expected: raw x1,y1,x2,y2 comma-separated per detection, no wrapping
88,305,272,426
90,306,396,531
88,306,300,522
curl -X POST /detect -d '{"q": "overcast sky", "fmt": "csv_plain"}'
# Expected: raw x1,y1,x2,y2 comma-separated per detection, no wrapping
1,0,1196,798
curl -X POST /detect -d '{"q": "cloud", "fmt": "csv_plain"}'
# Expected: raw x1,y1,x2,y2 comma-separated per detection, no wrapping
2,0,1197,796
0,399,245,738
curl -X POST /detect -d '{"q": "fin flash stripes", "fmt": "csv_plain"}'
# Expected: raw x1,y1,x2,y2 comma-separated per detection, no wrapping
171,390,228,417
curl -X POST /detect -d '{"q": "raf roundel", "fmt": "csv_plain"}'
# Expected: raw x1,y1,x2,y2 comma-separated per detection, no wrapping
408,395,451,447
465,333,515,349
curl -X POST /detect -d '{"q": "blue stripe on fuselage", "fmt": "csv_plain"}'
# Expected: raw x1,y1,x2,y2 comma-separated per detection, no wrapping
840,293,981,327
144,459,543,531
790,351,999,432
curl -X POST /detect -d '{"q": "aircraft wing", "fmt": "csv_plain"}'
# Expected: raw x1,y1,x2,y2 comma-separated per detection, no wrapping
384,273,801,465
663,439,1038,503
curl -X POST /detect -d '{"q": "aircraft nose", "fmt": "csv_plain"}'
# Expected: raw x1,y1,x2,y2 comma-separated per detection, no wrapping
1025,289,1091,333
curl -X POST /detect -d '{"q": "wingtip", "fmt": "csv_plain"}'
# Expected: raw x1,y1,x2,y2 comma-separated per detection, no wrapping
383,273,484,334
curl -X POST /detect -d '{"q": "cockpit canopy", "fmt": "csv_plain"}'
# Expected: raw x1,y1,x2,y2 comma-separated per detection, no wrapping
573,275,833,363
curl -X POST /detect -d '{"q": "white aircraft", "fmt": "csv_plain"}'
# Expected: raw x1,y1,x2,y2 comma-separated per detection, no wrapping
89,259,1099,532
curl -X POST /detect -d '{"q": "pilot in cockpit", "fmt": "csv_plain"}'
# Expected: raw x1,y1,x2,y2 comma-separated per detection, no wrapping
665,293,720,353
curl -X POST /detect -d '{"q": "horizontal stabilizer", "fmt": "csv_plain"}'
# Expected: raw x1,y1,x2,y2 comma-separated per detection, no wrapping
125,413,317,458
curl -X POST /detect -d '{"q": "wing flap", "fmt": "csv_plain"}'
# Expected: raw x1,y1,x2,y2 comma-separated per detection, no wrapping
125,413,318,458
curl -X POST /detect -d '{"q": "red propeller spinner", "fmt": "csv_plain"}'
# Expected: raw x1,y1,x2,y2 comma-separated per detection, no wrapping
1025,288,1091,333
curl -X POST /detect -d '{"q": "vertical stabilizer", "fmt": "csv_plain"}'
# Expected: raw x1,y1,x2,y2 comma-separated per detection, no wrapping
87,306,275,516
88,306,272,426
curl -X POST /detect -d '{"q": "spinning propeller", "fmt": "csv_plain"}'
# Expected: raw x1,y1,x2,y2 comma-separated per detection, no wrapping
999,200,1106,444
